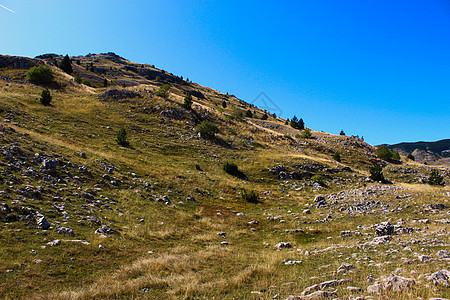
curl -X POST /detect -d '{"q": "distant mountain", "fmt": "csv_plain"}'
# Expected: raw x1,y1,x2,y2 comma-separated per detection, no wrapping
388,139,450,165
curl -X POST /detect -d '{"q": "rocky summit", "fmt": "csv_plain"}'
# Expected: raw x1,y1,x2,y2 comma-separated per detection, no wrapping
0,53,449,299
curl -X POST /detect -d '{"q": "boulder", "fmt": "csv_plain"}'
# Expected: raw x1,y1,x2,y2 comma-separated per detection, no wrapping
36,212,50,230
367,275,415,294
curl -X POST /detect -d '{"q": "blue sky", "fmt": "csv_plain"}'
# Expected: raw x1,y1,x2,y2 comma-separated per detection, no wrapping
1,0,449,145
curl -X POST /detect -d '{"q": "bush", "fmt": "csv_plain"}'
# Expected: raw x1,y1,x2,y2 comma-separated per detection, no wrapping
369,163,385,182
116,128,129,147
261,113,268,120
183,92,193,110
103,78,108,87
222,101,227,108
194,121,219,139
390,149,400,160
156,84,170,98
74,74,82,84
223,162,239,176
333,151,341,162
311,174,325,186
428,170,444,186
26,65,54,84
301,128,312,139
376,145,392,161
340,130,345,136
241,189,259,203
39,89,52,105
245,109,253,118
407,153,415,161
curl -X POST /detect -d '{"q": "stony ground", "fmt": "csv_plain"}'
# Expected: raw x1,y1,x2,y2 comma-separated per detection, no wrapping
0,53,449,299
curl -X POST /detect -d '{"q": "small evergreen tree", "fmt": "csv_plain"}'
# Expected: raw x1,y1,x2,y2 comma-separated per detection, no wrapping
428,170,444,186
39,89,52,105
183,92,193,110
59,54,73,75
103,78,108,87
245,109,253,118
116,128,129,147
261,113,268,120
156,84,170,98
333,151,341,162
369,163,385,182
222,101,227,108
74,74,82,84
407,153,415,161
290,115,305,130
340,130,345,136
390,149,401,161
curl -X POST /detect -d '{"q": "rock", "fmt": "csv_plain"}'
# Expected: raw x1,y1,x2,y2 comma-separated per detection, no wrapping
162,195,171,205
95,226,119,235
418,255,433,263
376,221,394,236
301,279,350,295
427,270,450,287
286,290,337,300
55,226,74,236
340,230,352,237
302,209,311,214
275,242,292,250
366,235,392,245
436,250,449,258
337,263,356,274
185,196,196,202
284,260,302,265
346,286,362,292
367,275,415,294
36,212,50,230
47,240,61,247
314,195,325,202
217,232,226,237
221,241,229,245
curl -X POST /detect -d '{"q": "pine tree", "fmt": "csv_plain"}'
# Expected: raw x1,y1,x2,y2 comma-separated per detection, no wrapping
59,55,73,75
116,128,129,147
183,92,193,110
39,89,52,105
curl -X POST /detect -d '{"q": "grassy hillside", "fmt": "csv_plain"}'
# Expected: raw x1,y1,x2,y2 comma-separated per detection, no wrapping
0,53,449,299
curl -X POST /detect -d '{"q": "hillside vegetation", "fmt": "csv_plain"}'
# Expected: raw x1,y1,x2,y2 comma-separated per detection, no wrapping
0,53,449,299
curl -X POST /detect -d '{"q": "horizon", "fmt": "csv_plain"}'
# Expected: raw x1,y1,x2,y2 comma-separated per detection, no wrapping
1,0,449,145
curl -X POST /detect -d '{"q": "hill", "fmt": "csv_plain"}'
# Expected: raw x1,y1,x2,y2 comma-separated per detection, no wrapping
388,139,450,166
0,53,449,299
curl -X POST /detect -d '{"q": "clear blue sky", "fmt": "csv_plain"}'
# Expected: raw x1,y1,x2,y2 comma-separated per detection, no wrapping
1,0,449,145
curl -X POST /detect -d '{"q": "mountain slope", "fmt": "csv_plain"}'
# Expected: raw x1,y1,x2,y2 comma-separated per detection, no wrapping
388,139,450,166
0,53,449,299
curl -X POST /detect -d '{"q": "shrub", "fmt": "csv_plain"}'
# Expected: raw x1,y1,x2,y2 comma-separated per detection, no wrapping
222,101,227,108
39,89,52,105
428,170,444,186
245,109,253,118
156,84,170,98
195,164,202,171
407,153,415,161
59,54,73,75
333,151,341,162
116,128,129,147
82,79,92,87
390,149,400,160
369,163,385,182
301,128,312,139
283,134,294,141
194,121,219,139
26,65,54,84
223,162,239,175
103,78,108,87
183,92,193,110
311,174,325,186
375,145,392,161
74,74,82,84
261,113,268,120
223,162,245,179
340,130,345,136
241,189,259,203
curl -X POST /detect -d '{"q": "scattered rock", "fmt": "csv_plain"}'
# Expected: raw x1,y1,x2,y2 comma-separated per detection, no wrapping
275,242,292,250
376,221,394,236
367,274,415,294
55,226,74,236
427,270,450,287
95,226,119,235
47,240,61,247
287,290,337,300
36,212,50,230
